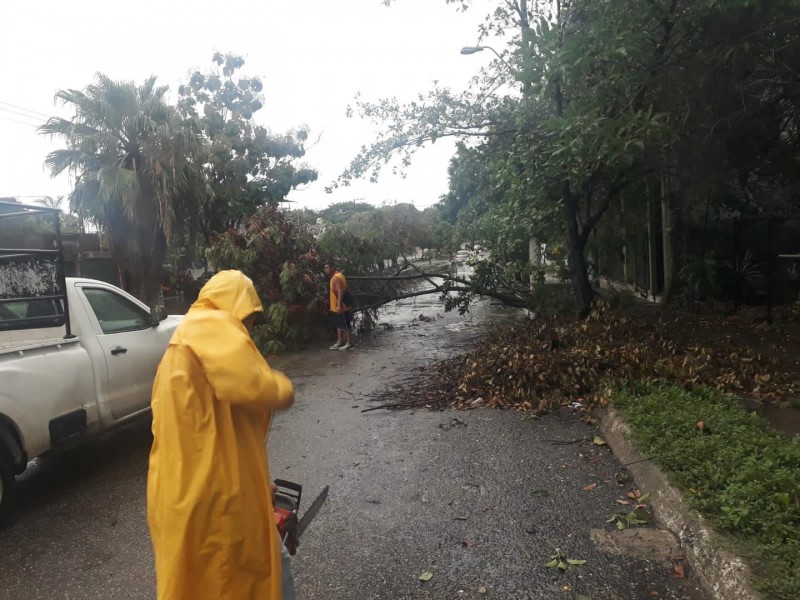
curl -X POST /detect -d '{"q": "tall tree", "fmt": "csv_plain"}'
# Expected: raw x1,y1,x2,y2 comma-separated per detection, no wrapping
177,53,318,240
40,75,207,302
341,0,800,315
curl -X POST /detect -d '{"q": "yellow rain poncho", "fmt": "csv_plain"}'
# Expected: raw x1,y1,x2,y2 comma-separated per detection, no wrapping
147,270,294,600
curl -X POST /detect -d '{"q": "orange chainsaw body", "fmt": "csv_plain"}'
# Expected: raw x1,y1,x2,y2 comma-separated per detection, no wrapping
273,479,301,555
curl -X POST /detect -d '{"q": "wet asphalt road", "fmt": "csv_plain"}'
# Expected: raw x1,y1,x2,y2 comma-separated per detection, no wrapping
0,295,708,599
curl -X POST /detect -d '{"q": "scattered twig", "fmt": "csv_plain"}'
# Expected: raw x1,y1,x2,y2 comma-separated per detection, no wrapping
361,403,413,412
547,437,590,445
622,457,652,467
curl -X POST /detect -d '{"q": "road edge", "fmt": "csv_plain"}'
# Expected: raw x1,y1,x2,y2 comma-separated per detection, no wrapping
597,407,760,600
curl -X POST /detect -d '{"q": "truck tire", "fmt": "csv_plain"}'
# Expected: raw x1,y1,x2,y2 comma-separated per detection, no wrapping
0,447,16,526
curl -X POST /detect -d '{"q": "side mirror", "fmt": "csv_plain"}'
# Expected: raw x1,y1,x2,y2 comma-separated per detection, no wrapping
150,305,168,327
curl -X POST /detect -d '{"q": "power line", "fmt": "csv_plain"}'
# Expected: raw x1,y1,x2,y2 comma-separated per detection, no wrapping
0,105,45,124
0,100,51,119
0,115,38,128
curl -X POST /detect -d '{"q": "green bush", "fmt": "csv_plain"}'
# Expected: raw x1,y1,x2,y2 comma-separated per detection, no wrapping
613,383,800,599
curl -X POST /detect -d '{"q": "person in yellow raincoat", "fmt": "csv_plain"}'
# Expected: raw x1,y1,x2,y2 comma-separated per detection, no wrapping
147,270,294,600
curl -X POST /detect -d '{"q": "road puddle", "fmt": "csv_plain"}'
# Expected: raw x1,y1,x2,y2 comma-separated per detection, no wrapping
755,404,800,438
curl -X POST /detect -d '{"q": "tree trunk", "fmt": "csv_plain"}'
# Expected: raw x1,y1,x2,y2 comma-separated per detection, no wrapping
563,186,594,317
110,217,166,306
135,225,167,306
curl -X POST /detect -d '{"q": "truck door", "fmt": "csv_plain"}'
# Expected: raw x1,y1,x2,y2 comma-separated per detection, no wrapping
78,286,171,421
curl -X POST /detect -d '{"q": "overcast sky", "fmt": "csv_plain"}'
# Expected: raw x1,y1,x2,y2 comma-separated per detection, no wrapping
0,0,494,212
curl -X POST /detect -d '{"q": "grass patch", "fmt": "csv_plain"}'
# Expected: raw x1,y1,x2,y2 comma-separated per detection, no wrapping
613,383,800,600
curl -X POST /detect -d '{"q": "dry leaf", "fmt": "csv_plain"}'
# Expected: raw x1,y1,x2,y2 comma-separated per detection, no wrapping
363,304,792,414
673,562,685,579
582,482,598,492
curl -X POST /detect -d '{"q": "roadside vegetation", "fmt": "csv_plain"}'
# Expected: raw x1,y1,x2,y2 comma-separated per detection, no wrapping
614,384,800,600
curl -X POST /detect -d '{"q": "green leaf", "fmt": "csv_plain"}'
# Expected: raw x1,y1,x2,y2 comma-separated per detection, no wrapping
419,571,433,582
557,561,568,570
567,559,587,565
544,559,559,568
593,436,607,446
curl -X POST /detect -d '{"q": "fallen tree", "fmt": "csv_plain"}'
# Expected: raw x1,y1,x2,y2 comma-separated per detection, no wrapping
347,259,533,312
206,206,536,351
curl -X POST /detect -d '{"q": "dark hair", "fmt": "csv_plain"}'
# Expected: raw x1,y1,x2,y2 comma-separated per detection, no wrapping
324,261,335,269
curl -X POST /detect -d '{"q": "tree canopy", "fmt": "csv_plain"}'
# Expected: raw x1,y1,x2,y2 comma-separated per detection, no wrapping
40,54,320,302
177,53,318,239
339,0,800,315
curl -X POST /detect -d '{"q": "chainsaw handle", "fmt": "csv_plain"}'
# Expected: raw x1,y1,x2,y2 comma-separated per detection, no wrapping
274,479,302,494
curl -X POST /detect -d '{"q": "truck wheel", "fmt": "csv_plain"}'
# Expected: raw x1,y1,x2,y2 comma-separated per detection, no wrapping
0,448,16,526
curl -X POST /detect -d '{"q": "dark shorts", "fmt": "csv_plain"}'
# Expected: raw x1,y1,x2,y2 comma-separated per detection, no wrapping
334,310,352,331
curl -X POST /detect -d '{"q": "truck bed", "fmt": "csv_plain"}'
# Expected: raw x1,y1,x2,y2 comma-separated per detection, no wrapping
0,332,78,355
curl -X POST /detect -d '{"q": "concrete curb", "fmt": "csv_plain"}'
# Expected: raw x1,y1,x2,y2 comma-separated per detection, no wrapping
597,407,760,600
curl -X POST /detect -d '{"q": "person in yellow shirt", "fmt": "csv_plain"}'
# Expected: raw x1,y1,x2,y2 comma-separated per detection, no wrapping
147,270,295,600
324,261,353,350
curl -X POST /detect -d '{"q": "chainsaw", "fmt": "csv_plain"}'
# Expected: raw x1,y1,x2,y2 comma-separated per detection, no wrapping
273,479,329,555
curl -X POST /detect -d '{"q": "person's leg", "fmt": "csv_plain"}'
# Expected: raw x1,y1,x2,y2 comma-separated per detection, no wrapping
339,311,354,349
281,541,296,600
330,314,345,348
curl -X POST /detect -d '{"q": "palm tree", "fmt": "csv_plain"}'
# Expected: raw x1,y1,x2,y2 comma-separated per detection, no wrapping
39,75,208,303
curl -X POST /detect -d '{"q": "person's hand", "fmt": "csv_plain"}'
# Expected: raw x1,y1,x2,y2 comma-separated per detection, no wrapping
271,481,278,503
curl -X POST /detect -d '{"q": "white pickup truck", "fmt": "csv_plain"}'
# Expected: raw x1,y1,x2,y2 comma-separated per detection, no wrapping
0,275,180,522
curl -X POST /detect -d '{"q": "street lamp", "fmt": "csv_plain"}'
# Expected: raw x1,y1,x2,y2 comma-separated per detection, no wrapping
461,44,524,92
460,46,504,62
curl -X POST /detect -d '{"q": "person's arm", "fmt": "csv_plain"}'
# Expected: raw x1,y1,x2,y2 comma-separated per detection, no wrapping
192,319,294,409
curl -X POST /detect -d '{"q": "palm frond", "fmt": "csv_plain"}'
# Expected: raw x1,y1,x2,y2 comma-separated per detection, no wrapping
44,148,93,176
38,116,101,140
98,165,139,207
